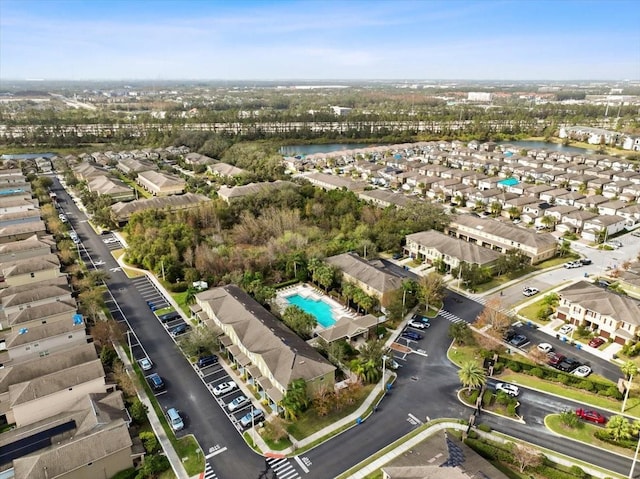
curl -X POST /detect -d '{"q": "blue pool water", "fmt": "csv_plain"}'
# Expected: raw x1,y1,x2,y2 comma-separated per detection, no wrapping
286,294,337,328
498,177,519,187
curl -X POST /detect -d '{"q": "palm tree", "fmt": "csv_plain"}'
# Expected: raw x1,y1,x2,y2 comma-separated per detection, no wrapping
458,361,486,392
184,287,198,305
281,379,309,421
606,415,632,442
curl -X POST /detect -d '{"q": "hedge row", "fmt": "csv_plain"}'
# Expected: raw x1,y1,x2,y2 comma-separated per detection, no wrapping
594,429,638,450
498,356,622,399
465,437,594,479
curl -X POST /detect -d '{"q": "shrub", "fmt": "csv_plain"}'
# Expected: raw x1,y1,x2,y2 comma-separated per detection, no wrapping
529,367,545,378
477,423,492,432
468,389,480,405
493,361,504,373
507,402,518,416
570,465,588,479
129,398,148,424
169,281,189,293
556,374,570,385
507,361,521,372
495,391,510,406
482,390,494,408
467,430,479,439
139,431,159,453
577,380,595,392
111,469,137,479
537,305,554,320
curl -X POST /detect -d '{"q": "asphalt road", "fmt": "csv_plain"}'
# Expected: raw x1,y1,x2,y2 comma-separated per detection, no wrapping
51,177,268,479
51,175,638,478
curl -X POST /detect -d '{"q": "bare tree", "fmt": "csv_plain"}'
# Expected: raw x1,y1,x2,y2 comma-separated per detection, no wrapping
475,298,512,338
113,361,137,397
513,444,542,473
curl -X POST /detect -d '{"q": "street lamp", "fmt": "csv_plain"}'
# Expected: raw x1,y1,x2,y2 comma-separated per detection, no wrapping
381,355,387,395
402,289,413,319
630,433,640,479
623,372,634,413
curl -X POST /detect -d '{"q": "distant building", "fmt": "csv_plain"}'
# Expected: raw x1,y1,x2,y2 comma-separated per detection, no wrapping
467,92,492,102
331,106,352,116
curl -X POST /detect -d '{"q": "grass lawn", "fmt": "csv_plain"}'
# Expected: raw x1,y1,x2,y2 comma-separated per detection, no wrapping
516,299,548,324
545,414,634,457
447,344,482,367
287,384,375,440
499,372,640,418
171,290,191,315
111,249,145,278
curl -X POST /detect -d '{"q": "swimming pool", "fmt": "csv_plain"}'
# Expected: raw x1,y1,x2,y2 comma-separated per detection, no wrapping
286,294,337,328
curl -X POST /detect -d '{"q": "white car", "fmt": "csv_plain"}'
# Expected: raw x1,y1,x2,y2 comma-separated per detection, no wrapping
523,287,539,297
227,395,250,412
382,355,400,370
138,357,153,371
558,324,574,335
103,238,117,244
407,319,429,329
58,214,68,223
537,343,553,354
564,261,581,269
212,381,237,396
573,365,592,377
495,382,520,397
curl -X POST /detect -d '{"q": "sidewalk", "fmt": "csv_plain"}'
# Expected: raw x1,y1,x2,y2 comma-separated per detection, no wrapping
113,342,189,479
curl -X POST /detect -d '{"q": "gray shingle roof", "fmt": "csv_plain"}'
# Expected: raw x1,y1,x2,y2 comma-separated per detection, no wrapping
559,280,640,326
196,285,335,389
406,230,501,265
325,252,403,294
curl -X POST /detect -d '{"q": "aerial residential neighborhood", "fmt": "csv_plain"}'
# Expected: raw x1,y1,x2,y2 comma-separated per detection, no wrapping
1,1,640,479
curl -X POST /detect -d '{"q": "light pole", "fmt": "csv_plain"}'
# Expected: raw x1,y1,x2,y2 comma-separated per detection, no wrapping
623,373,634,413
402,289,413,319
381,355,387,395
630,432,640,479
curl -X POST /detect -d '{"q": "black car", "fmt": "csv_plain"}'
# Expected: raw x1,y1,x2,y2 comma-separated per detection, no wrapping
401,330,423,341
170,323,190,337
197,355,218,368
557,358,581,372
148,373,165,391
580,258,592,265
503,329,516,342
159,311,181,323
508,334,529,347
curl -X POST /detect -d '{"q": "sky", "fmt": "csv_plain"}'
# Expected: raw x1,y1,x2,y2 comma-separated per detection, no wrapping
1,0,639,81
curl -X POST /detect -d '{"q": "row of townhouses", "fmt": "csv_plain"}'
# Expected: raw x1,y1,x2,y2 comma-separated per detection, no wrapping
0,168,140,479
291,140,640,245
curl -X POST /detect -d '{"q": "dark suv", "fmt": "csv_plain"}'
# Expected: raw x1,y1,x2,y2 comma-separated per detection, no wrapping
159,311,181,323
148,373,165,391
197,355,218,368
557,358,581,373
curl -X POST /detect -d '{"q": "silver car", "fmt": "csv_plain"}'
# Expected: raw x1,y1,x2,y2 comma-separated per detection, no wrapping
227,395,249,412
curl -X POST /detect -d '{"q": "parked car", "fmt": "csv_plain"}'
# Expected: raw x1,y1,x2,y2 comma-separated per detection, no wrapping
558,324,574,336
597,279,612,288
382,355,400,370
407,319,429,329
169,323,190,337
557,358,581,373
564,261,581,269
548,353,566,368
411,314,430,325
196,355,218,368
508,334,529,348
573,365,592,377
159,311,181,323
240,409,264,428
522,287,539,297
576,408,606,424
588,337,605,348
138,357,153,371
58,214,68,223
227,395,250,412
213,381,237,396
167,407,184,431
503,329,516,342
606,240,623,248
495,382,520,397
401,330,423,341
147,373,165,391
537,343,553,354
580,258,592,265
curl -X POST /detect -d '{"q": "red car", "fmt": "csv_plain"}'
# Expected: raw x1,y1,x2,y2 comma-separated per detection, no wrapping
576,408,606,424
589,337,605,348
548,353,566,367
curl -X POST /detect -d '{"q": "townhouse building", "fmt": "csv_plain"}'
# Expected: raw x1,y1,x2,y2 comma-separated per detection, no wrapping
556,281,640,344
193,285,335,411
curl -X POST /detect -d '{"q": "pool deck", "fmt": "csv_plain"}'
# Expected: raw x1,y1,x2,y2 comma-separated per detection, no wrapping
276,283,357,330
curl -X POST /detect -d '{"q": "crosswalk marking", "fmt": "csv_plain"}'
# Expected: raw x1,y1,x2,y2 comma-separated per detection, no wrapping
439,309,466,323
203,462,218,479
266,457,302,478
